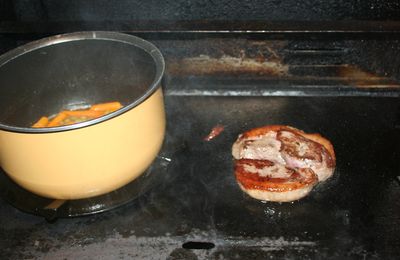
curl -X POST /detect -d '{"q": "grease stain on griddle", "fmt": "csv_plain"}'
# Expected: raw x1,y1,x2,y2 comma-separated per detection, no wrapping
25,230,318,260
168,55,288,76
338,65,399,88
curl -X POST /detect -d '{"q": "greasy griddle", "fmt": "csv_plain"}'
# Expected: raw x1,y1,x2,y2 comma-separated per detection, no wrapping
1,1,400,258
3,94,399,259
1,21,400,258
163,95,400,258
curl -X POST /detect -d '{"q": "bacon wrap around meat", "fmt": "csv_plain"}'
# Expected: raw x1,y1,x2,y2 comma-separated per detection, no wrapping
235,159,318,192
232,125,336,202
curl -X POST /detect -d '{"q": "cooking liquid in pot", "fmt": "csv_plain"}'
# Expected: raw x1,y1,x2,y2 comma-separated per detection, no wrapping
32,101,122,127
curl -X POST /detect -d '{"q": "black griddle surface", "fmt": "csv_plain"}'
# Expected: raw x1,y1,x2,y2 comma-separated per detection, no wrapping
1,95,399,259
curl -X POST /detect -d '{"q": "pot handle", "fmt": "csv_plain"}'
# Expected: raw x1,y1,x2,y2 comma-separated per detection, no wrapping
36,199,66,223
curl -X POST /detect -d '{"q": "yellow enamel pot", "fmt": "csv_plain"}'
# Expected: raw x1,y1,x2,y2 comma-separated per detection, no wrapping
0,32,166,199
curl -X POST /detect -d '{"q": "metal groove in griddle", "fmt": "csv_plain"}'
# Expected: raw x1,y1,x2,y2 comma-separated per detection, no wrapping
165,88,400,97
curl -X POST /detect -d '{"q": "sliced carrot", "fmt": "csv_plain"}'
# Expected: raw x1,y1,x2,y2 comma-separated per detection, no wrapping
32,101,122,128
32,116,49,128
63,110,105,118
47,112,68,127
90,102,122,112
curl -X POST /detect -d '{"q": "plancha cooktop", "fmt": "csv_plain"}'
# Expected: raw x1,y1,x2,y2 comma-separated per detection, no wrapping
1,9,400,256
1,93,399,259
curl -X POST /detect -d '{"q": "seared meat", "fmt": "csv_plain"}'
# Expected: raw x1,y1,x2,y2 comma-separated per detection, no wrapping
235,158,318,202
276,129,335,181
232,131,286,164
232,125,336,202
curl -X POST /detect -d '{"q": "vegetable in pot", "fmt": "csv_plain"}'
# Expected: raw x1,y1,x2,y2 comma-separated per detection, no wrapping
32,101,123,128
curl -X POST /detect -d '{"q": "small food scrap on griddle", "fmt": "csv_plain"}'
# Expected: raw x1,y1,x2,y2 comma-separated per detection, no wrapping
232,125,336,202
32,101,122,128
203,124,225,141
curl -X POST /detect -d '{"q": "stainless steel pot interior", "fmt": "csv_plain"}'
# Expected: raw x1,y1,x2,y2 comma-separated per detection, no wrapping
0,31,165,133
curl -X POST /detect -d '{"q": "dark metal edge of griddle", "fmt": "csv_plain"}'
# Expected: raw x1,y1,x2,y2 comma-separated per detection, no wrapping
1,21,400,42
165,87,400,98
1,20,400,33
164,77,400,97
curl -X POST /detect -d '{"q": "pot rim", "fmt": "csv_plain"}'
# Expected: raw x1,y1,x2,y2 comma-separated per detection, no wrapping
0,31,165,133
